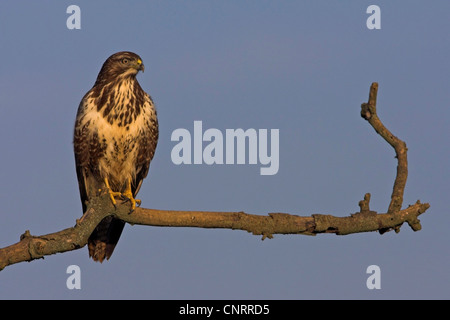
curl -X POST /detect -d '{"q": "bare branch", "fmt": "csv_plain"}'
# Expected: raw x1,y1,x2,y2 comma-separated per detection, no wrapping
0,193,429,271
0,83,430,271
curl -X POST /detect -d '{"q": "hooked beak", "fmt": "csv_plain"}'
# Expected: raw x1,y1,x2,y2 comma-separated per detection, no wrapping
136,59,145,73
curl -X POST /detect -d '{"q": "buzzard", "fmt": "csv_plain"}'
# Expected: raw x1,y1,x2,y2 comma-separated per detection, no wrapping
73,51,158,262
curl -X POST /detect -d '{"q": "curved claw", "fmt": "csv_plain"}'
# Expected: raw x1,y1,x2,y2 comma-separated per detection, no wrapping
120,193,140,211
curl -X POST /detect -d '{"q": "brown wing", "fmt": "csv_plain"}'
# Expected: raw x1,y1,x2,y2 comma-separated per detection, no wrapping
74,100,98,214
132,95,159,197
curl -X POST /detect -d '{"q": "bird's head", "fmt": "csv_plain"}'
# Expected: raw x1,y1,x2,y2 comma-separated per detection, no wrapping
95,51,145,84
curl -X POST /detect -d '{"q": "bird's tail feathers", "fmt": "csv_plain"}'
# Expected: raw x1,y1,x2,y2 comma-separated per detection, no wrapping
88,216,125,262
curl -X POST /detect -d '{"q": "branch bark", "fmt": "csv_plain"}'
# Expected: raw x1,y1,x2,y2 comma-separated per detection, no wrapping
360,83,408,214
0,83,430,271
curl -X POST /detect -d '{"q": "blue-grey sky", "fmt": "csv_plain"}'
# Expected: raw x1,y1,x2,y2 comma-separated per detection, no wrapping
0,1,449,299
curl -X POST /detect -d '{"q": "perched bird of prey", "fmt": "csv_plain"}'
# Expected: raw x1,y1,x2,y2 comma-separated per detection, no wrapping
73,51,159,262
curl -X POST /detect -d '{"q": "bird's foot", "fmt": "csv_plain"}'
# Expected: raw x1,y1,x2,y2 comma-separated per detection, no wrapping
104,178,122,208
120,189,141,212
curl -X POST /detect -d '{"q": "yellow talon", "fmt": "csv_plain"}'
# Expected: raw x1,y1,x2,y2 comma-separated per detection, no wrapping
122,178,140,211
104,178,121,206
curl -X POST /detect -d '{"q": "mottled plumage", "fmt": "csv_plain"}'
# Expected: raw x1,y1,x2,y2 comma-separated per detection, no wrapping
73,51,158,262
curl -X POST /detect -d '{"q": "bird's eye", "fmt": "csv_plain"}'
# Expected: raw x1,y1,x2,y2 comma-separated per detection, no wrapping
121,58,129,64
